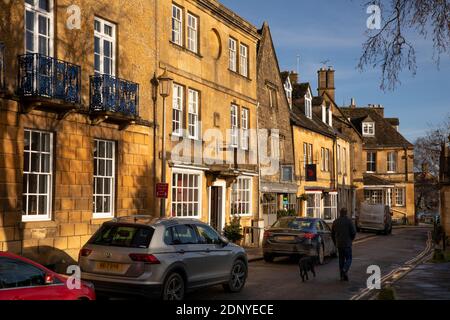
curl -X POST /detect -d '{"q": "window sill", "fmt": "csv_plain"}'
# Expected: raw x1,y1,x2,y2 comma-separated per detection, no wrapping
169,41,203,59
19,219,56,229
228,69,252,82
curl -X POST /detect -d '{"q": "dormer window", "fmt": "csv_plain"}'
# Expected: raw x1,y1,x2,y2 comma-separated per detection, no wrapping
305,90,312,119
284,79,292,108
322,105,332,127
362,122,375,136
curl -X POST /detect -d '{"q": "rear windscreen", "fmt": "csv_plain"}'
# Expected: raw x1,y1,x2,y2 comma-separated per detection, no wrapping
273,218,314,231
90,224,154,248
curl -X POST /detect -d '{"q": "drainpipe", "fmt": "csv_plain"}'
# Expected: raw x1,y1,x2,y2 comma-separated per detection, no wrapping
256,101,261,221
404,147,409,182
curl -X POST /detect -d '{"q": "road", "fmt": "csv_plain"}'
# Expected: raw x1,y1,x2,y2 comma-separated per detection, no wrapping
187,227,430,300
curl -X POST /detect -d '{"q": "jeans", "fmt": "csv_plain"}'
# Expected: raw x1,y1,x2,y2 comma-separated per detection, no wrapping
338,247,353,274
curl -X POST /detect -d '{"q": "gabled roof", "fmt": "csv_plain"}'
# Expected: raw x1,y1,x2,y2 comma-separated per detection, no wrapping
292,83,311,100
291,100,336,139
341,107,413,149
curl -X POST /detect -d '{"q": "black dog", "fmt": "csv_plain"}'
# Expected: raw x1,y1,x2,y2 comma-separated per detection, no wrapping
298,256,316,282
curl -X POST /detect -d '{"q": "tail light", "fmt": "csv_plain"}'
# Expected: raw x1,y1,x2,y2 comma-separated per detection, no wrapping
79,248,92,258
303,233,316,240
263,231,272,238
129,254,160,264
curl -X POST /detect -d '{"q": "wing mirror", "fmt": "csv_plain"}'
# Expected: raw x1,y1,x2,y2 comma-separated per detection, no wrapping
220,236,230,247
44,274,54,285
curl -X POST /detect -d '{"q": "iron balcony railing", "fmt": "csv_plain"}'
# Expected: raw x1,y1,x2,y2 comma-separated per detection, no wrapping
18,53,81,104
90,74,139,118
0,42,5,90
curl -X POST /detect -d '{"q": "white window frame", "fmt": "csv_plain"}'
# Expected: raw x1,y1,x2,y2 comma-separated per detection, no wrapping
239,43,248,77
171,169,202,219
367,151,377,173
325,148,330,172
343,147,347,174
364,189,384,205
171,4,183,46
24,0,54,56
241,108,249,150
229,38,237,72
323,192,338,222
172,84,184,136
305,91,312,119
394,188,405,207
231,177,252,216
387,151,397,173
303,143,308,172
337,145,341,174
363,122,375,136
94,17,116,76
93,139,115,219
187,13,198,53
22,129,53,222
305,192,321,218
188,89,199,139
230,104,239,148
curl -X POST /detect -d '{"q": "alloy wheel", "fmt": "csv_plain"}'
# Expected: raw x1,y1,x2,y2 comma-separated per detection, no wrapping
164,273,185,301
230,261,246,291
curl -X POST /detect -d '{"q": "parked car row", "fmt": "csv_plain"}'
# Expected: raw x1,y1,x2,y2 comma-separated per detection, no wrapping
0,217,247,301
2,214,373,300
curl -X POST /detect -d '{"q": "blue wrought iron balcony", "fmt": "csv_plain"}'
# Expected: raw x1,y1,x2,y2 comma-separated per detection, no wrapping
18,53,81,105
89,74,139,121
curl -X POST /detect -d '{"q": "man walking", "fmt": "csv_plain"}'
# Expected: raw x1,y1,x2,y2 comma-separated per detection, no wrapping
332,208,356,281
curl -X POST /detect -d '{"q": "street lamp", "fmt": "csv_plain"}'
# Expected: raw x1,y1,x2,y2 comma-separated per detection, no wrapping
157,68,173,218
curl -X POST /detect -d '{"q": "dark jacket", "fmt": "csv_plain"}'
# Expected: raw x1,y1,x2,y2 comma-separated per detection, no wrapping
332,216,356,248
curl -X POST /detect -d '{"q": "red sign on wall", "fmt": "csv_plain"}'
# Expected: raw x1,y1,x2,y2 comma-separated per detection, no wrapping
156,183,169,199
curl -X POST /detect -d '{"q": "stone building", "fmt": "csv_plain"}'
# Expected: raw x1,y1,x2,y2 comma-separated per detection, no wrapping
316,68,364,218
341,104,416,224
256,23,297,228
284,67,358,223
0,0,158,268
440,140,450,235
156,0,261,233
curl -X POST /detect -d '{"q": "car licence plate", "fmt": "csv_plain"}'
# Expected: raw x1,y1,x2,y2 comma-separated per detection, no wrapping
95,262,128,274
276,235,296,242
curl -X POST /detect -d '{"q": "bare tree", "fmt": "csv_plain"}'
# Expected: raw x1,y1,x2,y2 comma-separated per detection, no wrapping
358,0,450,90
414,114,450,176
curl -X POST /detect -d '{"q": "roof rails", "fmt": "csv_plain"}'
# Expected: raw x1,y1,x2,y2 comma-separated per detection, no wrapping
112,215,155,224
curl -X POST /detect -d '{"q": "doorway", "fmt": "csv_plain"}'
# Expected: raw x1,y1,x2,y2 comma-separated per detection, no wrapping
209,180,226,233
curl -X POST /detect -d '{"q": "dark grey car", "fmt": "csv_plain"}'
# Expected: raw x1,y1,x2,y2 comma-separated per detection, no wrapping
78,216,248,300
262,217,337,264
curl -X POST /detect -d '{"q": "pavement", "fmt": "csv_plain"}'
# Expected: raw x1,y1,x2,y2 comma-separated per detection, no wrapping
392,261,450,300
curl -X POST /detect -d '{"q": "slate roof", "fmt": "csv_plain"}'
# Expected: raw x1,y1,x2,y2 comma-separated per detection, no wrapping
280,71,289,84
340,107,413,149
363,174,395,186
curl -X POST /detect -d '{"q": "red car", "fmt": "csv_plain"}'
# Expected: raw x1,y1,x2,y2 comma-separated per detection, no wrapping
0,252,95,300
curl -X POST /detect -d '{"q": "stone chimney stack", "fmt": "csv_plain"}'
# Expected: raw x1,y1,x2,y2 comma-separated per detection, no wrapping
318,67,336,101
350,98,356,108
289,71,299,85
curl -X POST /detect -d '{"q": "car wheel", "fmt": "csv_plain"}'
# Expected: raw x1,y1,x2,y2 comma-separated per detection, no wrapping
162,272,185,301
263,253,274,263
317,242,325,265
223,260,247,293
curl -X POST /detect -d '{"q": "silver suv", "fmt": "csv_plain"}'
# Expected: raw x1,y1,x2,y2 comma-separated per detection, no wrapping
78,216,248,300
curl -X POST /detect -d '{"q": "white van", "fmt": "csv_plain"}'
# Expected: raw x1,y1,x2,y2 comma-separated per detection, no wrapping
355,202,393,235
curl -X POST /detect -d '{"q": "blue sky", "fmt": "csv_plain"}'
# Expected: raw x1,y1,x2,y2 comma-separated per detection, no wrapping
220,0,450,142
